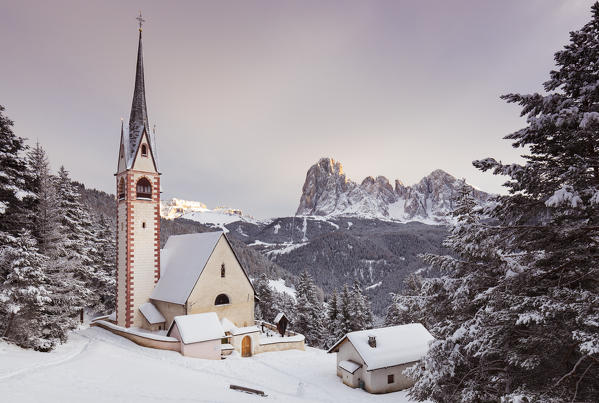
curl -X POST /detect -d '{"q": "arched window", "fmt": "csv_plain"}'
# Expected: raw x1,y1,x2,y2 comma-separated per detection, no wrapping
215,294,230,305
118,178,125,200
221,264,225,278
141,144,148,157
136,177,152,199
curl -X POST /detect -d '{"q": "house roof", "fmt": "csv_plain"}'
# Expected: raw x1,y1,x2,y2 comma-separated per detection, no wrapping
151,232,223,304
167,312,225,344
151,231,255,305
220,317,236,333
139,302,165,324
327,323,435,371
338,360,361,374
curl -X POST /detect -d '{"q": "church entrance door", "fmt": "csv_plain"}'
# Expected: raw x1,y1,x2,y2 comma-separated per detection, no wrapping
241,336,251,357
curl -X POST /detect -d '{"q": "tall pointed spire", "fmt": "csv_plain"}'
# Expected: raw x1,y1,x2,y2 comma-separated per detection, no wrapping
128,12,149,155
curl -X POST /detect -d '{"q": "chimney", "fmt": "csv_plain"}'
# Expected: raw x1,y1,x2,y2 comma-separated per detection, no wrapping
368,335,376,348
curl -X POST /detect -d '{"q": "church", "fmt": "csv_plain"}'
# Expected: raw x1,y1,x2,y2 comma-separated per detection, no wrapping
93,15,305,359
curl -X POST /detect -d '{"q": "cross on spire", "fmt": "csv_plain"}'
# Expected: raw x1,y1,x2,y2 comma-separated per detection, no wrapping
136,11,145,31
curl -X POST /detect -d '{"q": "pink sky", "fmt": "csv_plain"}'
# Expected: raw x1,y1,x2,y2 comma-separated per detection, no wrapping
0,0,593,217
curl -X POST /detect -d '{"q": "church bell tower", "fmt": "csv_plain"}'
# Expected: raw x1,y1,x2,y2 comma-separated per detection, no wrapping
115,13,161,328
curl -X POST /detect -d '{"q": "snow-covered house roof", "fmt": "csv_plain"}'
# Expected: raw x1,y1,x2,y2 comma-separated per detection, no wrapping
339,360,362,374
328,323,435,371
139,302,165,324
151,231,255,304
167,312,225,344
220,318,236,333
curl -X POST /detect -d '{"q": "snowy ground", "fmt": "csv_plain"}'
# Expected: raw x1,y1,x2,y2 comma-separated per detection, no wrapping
0,327,421,403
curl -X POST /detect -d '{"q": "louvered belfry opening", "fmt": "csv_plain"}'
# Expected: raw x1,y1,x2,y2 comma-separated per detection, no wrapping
118,178,126,200
136,177,152,199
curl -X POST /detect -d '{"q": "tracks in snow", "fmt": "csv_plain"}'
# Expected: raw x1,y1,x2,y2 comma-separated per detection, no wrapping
0,337,91,382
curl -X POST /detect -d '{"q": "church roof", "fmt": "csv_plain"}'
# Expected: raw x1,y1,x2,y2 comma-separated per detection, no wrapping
139,302,165,324
151,231,255,305
152,232,223,304
125,27,158,170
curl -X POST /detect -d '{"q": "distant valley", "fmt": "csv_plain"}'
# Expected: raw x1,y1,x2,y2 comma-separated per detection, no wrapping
155,158,490,315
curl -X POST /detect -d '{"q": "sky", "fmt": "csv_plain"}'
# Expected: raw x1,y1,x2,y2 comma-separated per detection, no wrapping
0,0,595,218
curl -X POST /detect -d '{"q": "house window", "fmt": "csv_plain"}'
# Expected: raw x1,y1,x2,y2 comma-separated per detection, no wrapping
141,144,148,157
221,264,225,278
118,178,125,200
215,294,230,305
136,177,152,199
387,374,394,384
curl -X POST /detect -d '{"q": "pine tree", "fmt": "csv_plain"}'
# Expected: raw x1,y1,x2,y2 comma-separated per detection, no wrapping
384,274,427,327
0,232,54,351
293,270,325,347
253,273,277,322
407,5,599,401
26,143,60,254
88,215,116,314
349,280,373,331
334,284,353,339
0,105,32,235
52,166,93,314
325,289,340,346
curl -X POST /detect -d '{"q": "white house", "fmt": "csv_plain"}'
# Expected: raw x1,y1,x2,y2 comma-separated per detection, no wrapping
327,323,434,394
167,312,225,359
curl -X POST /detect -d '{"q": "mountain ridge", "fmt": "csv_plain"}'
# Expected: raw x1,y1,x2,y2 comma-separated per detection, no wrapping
296,157,489,223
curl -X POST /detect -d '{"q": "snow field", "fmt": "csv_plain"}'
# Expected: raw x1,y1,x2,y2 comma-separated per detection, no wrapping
0,327,420,402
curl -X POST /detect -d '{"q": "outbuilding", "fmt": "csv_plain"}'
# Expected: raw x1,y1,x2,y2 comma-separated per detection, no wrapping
167,312,225,359
327,323,434,394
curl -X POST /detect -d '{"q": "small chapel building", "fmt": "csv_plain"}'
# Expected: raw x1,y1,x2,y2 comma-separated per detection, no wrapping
113,13,255,337
149,231,256,330
93,14,305,359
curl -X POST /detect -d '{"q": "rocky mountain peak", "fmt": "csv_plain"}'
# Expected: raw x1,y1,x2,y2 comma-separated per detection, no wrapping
317,157,345,177
296,158,490,223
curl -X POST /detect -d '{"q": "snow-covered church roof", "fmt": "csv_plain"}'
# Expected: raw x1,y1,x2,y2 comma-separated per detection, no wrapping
139,302,165,324
328,323,435,371
151,232,223,304
121,27,158,171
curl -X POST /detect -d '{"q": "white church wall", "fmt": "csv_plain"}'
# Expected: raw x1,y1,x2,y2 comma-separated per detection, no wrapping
186,237,254,327
116,197,128,327
130,171,160,328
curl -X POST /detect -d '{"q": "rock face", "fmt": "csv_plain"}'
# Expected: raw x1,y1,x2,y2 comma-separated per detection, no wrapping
296,157,489,223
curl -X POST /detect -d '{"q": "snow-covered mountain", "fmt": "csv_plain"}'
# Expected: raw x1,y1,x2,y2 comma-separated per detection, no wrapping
160,198,255,229
296,157,489,223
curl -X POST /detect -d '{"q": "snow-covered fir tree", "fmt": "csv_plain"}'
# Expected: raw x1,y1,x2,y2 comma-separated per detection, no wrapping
293,270,325,347
26,143,61,255
52,166,93,313
349,280,373,331
384,274,428,327
0,105,31,235
0,231,53,351
253,273,277,322
405,5,599,401
334,284,353,338
87,215,116,314
325,289,340,346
